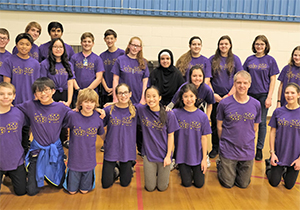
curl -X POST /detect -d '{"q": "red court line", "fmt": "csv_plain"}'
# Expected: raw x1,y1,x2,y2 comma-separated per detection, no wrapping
135,165,144,210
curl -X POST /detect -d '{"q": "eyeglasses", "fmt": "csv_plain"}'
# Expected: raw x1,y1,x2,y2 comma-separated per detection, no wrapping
130,44,141,49
117,91,129,96
53,46,63,50
0,37,8,41
36,88,52,94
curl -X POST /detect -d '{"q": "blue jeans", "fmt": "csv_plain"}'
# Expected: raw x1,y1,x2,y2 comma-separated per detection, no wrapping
249,93,268,150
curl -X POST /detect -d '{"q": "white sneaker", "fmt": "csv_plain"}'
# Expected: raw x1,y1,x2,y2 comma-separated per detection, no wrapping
170,158,177,171
207,155,211,168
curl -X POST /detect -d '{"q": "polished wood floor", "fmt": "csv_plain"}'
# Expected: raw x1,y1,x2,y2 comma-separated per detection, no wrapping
1,127,299,210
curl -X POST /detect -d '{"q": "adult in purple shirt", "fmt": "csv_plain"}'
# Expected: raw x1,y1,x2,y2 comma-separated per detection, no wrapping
40,38,75,147
102,83,137,188
173,83,212,188
277,46,300,107
243,35,279,161
136,86,179,192
167,65,215,119
209,35,243,159
100,29,125,107
13,21,42,61
39,21,74,62
176,36,211,84
0,28,11,82
216,71,261,188
0,82,27,196
112,36,149,104
266,83,300,189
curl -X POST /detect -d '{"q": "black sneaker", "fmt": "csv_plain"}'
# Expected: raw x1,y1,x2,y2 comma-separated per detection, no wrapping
209,148,218,158
265,158,271,174
100,146,104,152
63,154,67,161
255,148,262,161
63,140,69,149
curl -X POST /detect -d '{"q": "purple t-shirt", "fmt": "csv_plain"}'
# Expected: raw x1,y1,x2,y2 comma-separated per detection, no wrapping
17,100,70,146
39,41,75,62
217,96,261,161
0,50,11,82
13,43,39,61
0,55,40,104
65,111,104,172
136,104,179,162
173,108,212,165
71,52,104,92
111,55,149,104
209,55,243,96
100,48,125,95
278,65,300,106
185,55,212,81
40,59,75,92
171,82,215,105
243,55,279,94
103,105,137,162
268,106,300,166
0,107,27,171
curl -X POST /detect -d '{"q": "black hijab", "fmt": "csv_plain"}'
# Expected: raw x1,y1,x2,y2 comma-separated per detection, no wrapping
149,49,184,106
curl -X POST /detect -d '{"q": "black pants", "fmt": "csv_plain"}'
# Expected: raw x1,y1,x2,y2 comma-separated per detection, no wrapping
178,163,205,188
101,160,132,188
21,125,30,154
100,94,113,108
0,164,26,196
27,155,65,196
136,124,143,154
53,90,68,144
210,102,219,150
267,165,299,189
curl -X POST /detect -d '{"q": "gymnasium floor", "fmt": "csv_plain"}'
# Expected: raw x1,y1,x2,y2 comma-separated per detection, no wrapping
1,129,299,210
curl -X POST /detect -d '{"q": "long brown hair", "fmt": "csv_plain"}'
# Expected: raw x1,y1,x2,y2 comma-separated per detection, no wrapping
211,35,234,77
125,36,147,70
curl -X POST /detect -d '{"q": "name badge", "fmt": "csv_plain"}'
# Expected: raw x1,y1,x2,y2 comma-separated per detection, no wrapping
83,58,88,66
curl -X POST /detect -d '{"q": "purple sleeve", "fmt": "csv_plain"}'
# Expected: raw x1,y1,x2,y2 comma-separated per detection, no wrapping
269,56,280,77
203,84,215,104
254,102,261,123
143,61,150,78
69,62,76,80
111,58,121,76
242,57,249,71
204,58,212,78
12,46,17,55
103,106,111,126
97,120,105,135
202,115,212,135
167,111,180,134
40,61,48,77
0,59,12,78
278,66,288,82
216,101,225,121
234,55,243,72
96,56,105,73
268,109,278,128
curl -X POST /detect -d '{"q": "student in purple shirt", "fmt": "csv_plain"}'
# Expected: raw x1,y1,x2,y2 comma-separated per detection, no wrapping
40,38,75,148
173,83,211,188
13,21,41,61
71,32,104,103
39,21,74,62
63,88,105,194
102,83,137,188
176,36,211,84
17,77,70,196
112,36,149,104
100,29,125,107
0,28,11,83
0,82,26,196
136,86,179,192
277,46,300,107
243,35,279,161
266,83,300,189
209,35,243,159
216,70,261,188
167,65,215,119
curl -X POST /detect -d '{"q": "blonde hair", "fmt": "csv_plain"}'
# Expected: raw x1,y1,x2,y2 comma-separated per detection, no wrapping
110,83,136,120
81,32,94,42
125,36,147,70
76,88,99,110
25,22,42,35
0,82,16,94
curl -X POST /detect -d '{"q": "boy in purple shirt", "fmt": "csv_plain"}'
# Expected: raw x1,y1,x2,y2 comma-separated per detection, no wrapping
13,21,42,61
39,21,74,62
17,77,70,196
0,82,27,196
0,28,11,83
63,88,105,194
99,29,125,107
216,70,261,188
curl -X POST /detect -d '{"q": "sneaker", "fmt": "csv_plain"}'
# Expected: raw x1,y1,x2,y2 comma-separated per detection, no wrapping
282,167,287,179
265,158,271,174
114,167,120,181
170,159,178,171
207,155,211,168
255,148,262,161
216,158,220,171
63,140,69,149
209,148,218,158
63,154,67,161
100,146,104,152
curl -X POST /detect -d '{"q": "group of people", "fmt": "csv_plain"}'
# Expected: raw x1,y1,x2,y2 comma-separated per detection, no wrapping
0,20,299,196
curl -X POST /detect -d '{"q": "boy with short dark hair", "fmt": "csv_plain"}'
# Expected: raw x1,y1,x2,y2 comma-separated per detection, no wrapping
0,28,11,83
39,21,74,62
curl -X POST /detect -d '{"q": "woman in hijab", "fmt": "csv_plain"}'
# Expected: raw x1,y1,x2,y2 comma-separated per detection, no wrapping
148,49,184,106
